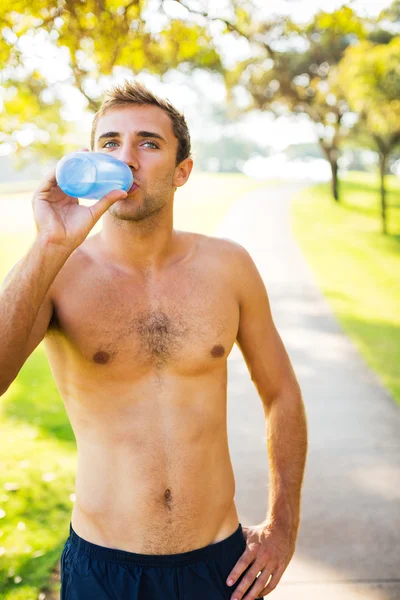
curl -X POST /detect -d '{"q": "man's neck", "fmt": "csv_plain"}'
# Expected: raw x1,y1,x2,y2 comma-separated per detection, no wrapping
99,209,181,274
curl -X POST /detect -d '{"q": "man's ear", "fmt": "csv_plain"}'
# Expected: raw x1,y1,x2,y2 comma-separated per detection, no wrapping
173,157,194,189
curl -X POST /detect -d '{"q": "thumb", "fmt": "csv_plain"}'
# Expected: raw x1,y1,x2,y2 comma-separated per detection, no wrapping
90,189,128,223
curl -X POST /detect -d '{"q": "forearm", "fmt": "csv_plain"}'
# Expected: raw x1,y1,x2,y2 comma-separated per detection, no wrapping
0,236,71,390
264,383,308,540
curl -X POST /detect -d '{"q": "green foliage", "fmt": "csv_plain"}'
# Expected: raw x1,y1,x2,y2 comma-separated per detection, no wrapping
379,0,400,22
222,3,400,202
336,38,400,140
235,7,366,119
0,0,222,164
2,0,400,187
0,72,70,168
225,6,368,200
334,37,400,231
311,6,366,46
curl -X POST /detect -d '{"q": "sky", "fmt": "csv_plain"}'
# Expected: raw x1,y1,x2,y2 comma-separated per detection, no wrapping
256,0,392,21
2,0,396,156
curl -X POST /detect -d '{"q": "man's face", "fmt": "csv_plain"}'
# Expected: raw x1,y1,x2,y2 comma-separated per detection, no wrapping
94,104,187,222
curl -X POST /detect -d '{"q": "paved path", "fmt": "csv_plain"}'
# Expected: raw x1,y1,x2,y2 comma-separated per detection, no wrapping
215,182,400,600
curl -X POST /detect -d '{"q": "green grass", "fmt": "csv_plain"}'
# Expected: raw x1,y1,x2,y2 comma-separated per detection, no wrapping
0,171,268,599
0,346,76,599
291,170,400,406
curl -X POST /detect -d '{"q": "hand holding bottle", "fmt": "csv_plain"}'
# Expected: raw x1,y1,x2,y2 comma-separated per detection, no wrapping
32,149,128,251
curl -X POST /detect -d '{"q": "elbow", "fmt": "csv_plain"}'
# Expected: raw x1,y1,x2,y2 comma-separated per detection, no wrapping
0,375,14,397
0,383,10,397
0,364,22,397
261,381,304,415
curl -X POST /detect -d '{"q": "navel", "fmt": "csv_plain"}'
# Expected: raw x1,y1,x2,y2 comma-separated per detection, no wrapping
211,344,225,358
93,351,110,364
164,488,172,500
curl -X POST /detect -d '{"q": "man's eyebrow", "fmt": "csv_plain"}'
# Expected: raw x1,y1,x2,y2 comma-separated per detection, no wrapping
137,131,167,143
97,130,167,143
97,131,120,142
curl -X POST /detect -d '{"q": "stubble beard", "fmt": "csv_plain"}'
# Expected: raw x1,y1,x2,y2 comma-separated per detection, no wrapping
109,172,175,224
110,185,166,223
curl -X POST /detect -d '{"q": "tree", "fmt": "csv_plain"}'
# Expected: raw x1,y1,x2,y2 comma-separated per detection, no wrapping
380,0,400,22
226,7,367,202
0,0,222,163
171,2,368,201
171,1,400,204
335,38,400,234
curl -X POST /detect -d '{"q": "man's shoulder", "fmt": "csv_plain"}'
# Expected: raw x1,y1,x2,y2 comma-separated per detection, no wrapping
194,233,262,298
188,233,256,302
190,232,250,263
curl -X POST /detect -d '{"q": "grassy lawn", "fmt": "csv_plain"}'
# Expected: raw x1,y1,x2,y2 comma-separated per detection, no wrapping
0,171,268,599
291,170,400,407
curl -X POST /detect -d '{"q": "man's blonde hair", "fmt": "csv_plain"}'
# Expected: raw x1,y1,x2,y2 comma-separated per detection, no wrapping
90,80,192,166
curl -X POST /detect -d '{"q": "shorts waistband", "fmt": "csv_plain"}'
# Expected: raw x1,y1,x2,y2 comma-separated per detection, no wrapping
68,522,244,567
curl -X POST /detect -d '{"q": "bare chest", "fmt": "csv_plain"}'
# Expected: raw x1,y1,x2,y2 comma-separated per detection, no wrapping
48,262,239,375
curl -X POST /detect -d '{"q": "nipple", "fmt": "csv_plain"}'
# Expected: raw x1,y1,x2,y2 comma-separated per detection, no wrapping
211,344,225,358
93,351,110,364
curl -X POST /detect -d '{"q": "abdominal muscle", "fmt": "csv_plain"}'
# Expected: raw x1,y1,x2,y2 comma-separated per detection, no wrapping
68,375,239,555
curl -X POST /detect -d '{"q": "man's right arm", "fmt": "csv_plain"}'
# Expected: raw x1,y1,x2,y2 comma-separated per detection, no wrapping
0,237,71,395
0,158,128,395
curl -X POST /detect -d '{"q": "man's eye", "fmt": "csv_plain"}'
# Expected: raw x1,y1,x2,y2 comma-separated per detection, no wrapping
103,141,158,149
143,141,159,149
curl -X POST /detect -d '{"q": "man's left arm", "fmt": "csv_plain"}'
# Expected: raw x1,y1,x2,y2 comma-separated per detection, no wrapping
226,243,308,599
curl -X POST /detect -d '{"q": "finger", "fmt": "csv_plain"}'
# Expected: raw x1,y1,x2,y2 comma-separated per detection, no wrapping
230,562,264,600
90,189,128,223
227,549,255,587
260,566,284,596
242,570,272,600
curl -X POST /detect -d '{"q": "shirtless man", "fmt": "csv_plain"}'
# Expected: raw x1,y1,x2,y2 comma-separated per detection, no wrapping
0,80,307,600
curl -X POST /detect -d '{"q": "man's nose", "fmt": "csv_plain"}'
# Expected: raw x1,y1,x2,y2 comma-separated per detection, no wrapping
117,146,139,170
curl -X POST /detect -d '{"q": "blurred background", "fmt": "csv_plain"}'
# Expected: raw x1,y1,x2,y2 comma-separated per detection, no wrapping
0,1,399,599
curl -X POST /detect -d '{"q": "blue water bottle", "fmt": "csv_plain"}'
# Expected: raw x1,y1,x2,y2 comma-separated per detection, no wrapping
56,152,134,200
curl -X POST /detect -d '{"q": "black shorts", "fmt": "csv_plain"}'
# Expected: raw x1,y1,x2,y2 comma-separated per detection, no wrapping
61,522,264,599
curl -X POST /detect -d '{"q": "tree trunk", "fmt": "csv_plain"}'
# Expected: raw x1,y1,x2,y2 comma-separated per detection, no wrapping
329,158,339,202
379,153,388,235
319,142,340,202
